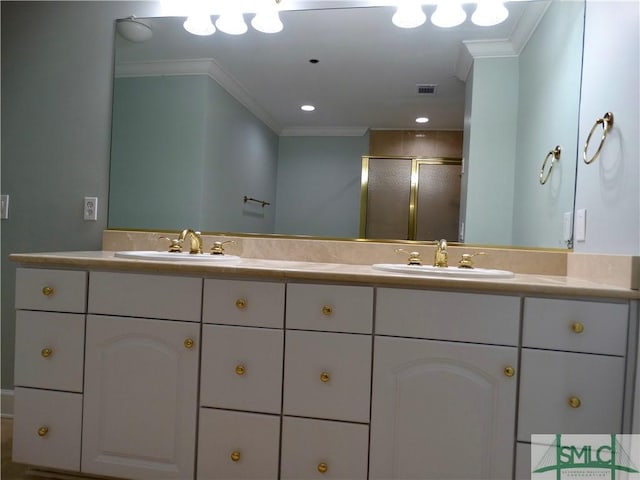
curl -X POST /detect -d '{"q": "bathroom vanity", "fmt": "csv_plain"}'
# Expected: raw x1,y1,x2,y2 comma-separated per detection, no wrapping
9,247,639,480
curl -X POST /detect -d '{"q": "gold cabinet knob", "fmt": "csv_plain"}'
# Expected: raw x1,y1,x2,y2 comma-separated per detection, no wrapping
230,451,241,462
317,462,328,474
503,366,515,377
321,305,333,316
42,286,54,296
235,298,247,310
568,396,582,408
37,426,49,437
235,364,246,376
571,322,584,334
184,338,195,349
41,347,53,358
320,371,330,383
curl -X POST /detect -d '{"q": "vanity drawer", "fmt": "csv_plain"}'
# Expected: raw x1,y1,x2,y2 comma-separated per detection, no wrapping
203,279,284,328
88,271,202,322
283,330,371,423
200,325,283,414
281,416,369,480
197,408,280,480
14,311,85,392
523,297,628,355
286,283,373,333
12,387,82,472
376,288,520,346
15,268,87,313
517,348,625,440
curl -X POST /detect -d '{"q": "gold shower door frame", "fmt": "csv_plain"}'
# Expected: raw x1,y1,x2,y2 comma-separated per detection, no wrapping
359,156,462,240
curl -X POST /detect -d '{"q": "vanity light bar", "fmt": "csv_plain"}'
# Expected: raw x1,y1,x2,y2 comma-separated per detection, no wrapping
393,0,510,29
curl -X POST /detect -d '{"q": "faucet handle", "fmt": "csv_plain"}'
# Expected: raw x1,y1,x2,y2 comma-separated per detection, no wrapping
210,240,235,255
159,236,183,253
458,252,486,269
394,248,423,266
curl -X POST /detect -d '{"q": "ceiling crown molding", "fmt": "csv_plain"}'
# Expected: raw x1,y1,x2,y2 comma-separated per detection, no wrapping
280,126,369,137
455,0,551,82
114,59,282,134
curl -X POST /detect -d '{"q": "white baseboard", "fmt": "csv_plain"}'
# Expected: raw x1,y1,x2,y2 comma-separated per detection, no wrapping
1,389,14,418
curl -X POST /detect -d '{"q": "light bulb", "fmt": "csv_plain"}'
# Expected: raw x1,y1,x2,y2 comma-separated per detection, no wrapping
183,15,215,36
471,0,509,26
252,10,283,33
216,12,248,35
431,0,467,28
416,117,429,124
392,1,427,29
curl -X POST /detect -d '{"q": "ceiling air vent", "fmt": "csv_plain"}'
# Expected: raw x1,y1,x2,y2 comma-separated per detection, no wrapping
417,84,437,95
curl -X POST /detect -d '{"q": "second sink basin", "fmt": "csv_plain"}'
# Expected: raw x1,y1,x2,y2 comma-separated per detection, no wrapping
372,263,514,279
115,251,240,263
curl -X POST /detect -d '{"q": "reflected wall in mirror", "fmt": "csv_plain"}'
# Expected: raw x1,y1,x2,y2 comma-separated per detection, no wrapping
108,1,585,249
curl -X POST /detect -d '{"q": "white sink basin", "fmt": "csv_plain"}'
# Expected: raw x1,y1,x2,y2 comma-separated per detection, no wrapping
371,264,514,279
114,251,240,263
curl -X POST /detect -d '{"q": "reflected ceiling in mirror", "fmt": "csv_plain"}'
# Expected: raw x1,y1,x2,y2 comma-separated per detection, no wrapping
108,1,584,249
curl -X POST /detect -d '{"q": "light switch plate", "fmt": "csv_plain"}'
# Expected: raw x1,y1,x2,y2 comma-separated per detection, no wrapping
575,208,586,242
563,211,573,241
1,195,8,219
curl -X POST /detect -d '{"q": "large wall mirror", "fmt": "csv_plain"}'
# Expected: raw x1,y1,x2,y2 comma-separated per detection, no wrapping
108,0,585,249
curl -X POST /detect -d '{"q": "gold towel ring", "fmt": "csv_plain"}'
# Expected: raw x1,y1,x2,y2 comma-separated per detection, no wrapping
583,112,614,164
539,145,562,185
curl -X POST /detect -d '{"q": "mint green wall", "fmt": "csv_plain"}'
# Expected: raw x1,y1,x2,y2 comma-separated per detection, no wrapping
109,75,279,233
511,1,584,248
201,77,278,234
109,76,209,229
275,135,369,237
463,57,519,245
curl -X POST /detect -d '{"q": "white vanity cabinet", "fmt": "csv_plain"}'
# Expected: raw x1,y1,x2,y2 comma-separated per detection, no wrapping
515,297,630,478
12,268,87,472
281,283,373,480
370,288,520,480
198,278,285,480
81,272,202,480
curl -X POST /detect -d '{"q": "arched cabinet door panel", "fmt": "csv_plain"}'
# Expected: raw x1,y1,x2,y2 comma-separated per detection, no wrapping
370,336,518,480
82,314,199,480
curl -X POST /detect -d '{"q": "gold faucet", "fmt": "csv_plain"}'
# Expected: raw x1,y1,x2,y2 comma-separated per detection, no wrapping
178,229,203,254
434,239,448,267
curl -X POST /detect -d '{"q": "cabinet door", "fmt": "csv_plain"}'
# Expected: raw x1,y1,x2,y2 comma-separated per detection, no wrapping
200,324,283,414
370,336,518,480
281,416,369,480
13,387,83,472
82,315,199,480
197,408,280,479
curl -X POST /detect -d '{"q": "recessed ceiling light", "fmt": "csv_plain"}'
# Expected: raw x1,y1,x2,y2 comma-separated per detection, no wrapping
301,105,316,112
416,117,429,123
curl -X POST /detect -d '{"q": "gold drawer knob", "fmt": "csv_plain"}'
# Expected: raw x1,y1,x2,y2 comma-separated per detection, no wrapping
235,364,246,376
37,426,49,437
235,298,247,310
321,305,333,316
230,451,241,462
41,348,53,358
42,286,54,296
503,366,515,377
317,462,328,474
320,371,330,383
568,396,582,408
571,322,584,334
184,338,195,349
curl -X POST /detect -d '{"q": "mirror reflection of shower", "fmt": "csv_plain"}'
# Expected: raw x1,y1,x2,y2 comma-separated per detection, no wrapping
360,157,462,242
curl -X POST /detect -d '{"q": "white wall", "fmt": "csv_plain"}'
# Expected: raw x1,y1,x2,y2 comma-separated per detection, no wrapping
574,0,640,255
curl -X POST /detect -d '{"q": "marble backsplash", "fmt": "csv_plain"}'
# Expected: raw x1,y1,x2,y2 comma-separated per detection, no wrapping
102,230,639,290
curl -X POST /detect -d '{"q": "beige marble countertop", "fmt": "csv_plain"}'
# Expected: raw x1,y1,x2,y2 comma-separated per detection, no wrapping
9,251,640,300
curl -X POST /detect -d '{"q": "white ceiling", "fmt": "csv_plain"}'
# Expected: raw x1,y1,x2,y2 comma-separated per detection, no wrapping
115,1,548,135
